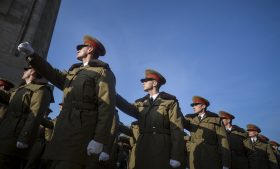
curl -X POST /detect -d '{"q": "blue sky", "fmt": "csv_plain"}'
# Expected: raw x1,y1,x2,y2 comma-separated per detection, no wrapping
47,0,280,142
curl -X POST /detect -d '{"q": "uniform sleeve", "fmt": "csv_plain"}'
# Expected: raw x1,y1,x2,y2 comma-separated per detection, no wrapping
116,94,139,119
183,116,191,130
93,69,116,144
119,123,133,137
267,144,279,169
28,53,66,90
103,111,119,154
216,119,231,167
18,86,52,144
169,101,185,162
40,118,54,129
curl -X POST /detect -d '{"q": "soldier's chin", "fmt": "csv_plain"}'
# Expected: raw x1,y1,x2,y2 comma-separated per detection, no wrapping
76,56,83,61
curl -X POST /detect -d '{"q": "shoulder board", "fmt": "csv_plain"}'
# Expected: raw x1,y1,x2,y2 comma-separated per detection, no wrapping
135,94,149,103
232,125,246,133
25,83,47,91
205,111,219,118
185,113,197,118
25,83,54,102
159,92,177,101
68,63,83,71
88,60,110,70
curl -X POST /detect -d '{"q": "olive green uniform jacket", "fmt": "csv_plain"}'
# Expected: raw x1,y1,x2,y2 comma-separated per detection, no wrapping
28,54,116,165
117,92,185,169
0,82,52,158
226,125,254,169
183,111,231,169
249,138,279,169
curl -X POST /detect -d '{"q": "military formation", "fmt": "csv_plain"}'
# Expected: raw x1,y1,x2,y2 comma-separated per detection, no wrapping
0,35,278,169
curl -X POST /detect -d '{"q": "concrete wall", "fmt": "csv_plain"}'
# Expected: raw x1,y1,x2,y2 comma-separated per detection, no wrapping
0,0,61,85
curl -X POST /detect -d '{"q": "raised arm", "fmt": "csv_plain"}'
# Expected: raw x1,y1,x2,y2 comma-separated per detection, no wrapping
116,94,139,119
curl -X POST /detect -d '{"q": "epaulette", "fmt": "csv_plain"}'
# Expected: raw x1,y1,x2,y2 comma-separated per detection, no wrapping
68,60,111,71
135,94,149,103
232,125,246,133
185,113,197,119
25,83,55,103
88,60,110,70
68,63,83,71
205,111,219,118
159,92,177,101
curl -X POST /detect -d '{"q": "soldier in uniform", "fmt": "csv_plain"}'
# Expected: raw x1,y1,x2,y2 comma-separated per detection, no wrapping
24,108,54,169
219,111,253,169
183,96,231,169
116,69,185,169
0,66,53,169
269,141,280,167
246,124,278,169
0,78,14,123
18,35,116,169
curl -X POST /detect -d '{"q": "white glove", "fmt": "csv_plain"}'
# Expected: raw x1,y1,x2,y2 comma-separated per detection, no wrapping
99,152,110,161
87,139,103,156
169,159,181,168
17,42,34,56
16,141,28,149
222,167,229,169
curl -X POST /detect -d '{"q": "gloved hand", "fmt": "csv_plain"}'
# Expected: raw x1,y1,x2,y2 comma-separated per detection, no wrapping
99,152,110,161
222,166,229,169
16,141,28,149
169,159,181,168
87,139,103,156
17,42,34,56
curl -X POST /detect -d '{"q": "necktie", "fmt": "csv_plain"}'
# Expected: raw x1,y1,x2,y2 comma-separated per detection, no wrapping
150,97,154,104
198,116,202,121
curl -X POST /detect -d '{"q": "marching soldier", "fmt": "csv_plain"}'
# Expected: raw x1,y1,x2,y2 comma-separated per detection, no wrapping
24,108,54,169
183,96,231,169
116,69,185,169
0,78,14,123
269,141,280,167
18,35,116,169
219,111,253,169
0,66,53,169
246,124,278,169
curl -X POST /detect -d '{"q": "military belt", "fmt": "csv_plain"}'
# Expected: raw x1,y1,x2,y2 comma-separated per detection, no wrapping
63,101,96,111
140,127,170,135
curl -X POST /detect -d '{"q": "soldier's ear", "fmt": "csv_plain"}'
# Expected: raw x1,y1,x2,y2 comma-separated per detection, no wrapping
87,46,94,53
152,80,158,87
201,104,206,109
